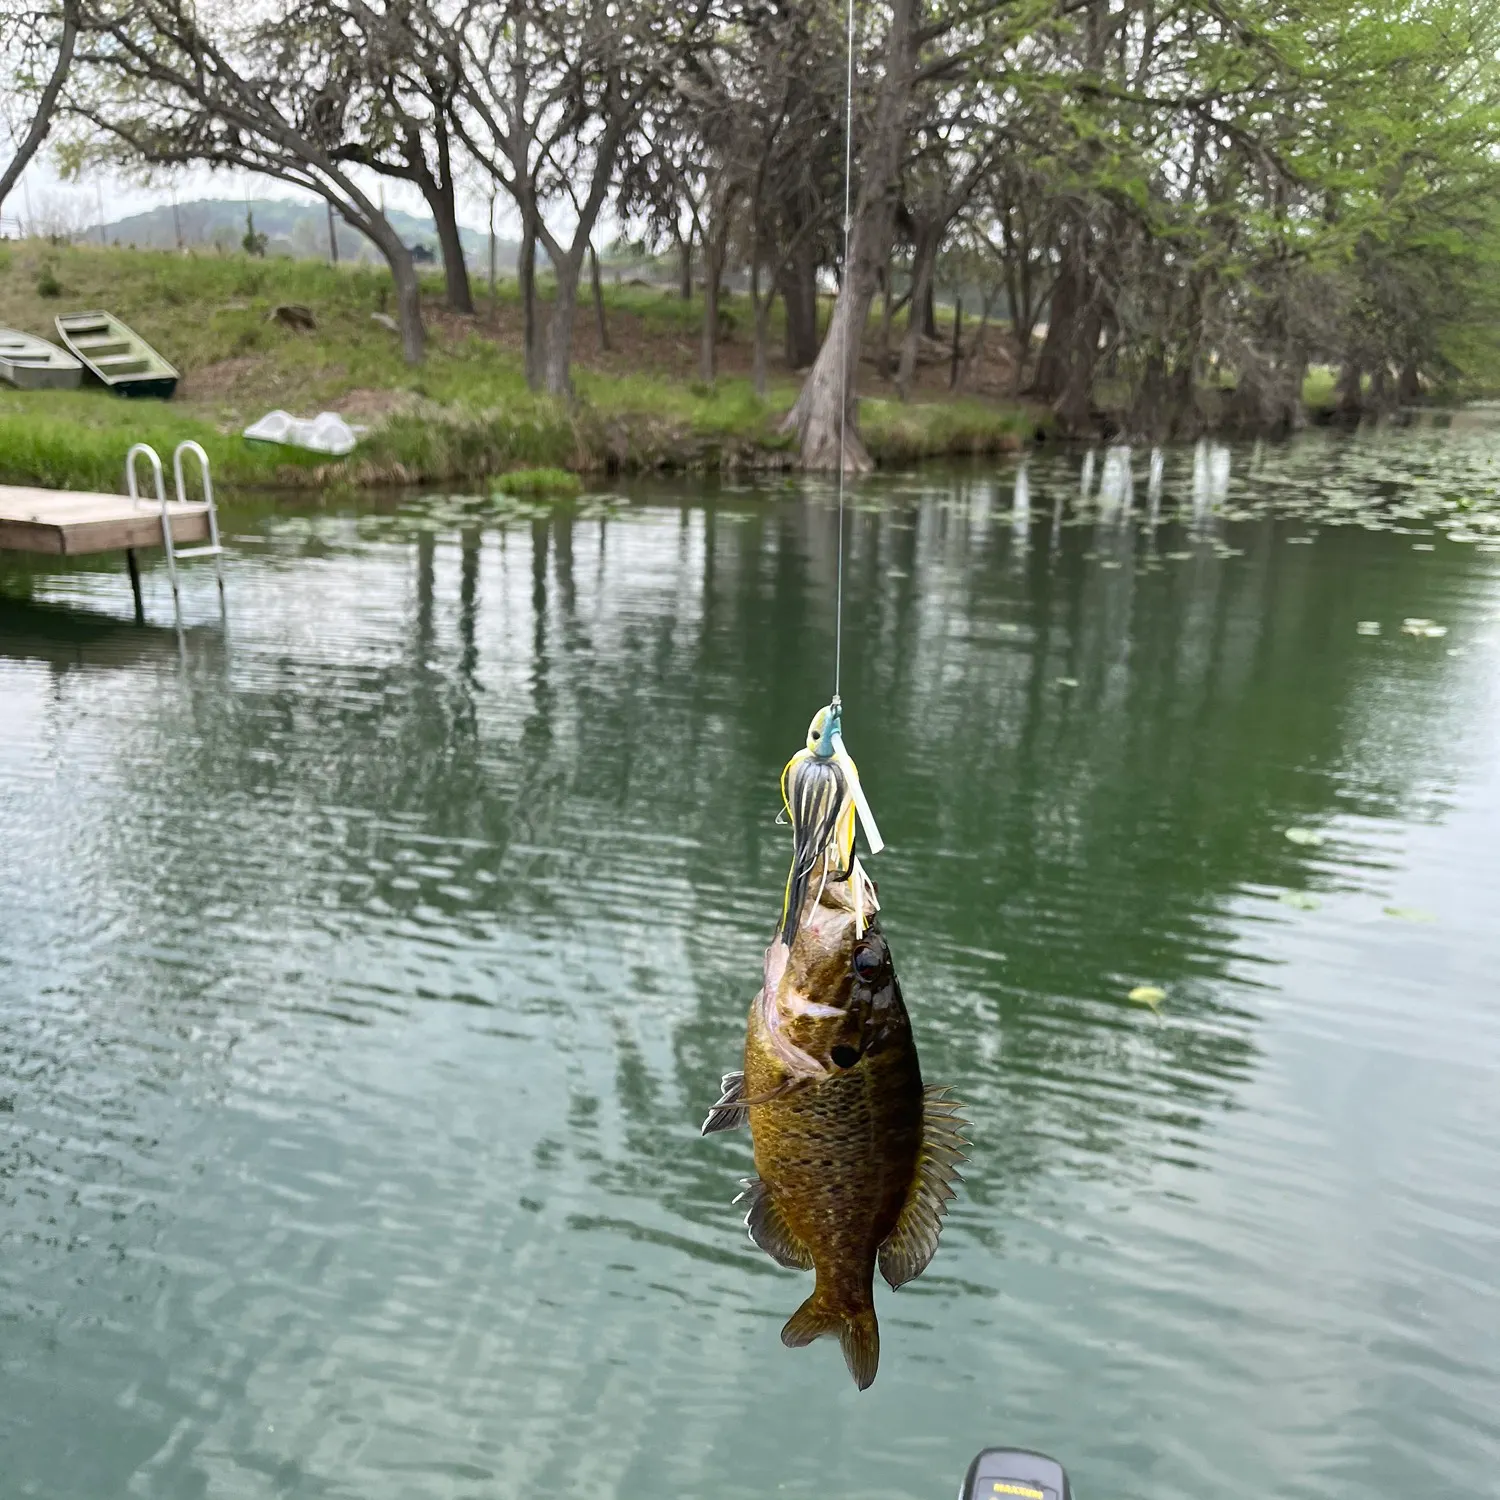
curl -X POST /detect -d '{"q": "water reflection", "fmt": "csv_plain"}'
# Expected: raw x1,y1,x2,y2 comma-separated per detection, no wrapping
3,430,1500,1500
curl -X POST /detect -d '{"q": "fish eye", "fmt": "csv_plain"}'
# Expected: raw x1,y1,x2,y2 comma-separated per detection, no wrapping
830,1044,860,1069
851,943,885,982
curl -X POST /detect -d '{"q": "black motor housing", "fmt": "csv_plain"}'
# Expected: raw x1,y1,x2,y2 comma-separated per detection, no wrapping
960,1448,1072,1500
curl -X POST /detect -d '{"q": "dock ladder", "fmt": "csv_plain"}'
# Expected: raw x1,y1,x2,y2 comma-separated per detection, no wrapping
126,440,226,627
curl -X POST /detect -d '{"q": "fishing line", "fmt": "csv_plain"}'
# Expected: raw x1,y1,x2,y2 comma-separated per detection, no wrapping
833,0,855,703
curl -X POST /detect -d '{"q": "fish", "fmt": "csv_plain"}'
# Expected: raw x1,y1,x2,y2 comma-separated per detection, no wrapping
703,706,965,1389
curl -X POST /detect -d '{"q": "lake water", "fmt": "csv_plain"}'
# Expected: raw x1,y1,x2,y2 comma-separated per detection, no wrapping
3,422,1499,1500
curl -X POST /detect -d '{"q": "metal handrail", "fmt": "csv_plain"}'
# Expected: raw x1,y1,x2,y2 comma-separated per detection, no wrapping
125,441,166,508
172,440,225,608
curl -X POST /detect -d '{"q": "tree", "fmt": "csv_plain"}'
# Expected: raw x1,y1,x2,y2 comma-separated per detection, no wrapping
0,1,80,218
782,0,1040,468
72,0,429,361
458,0,713,396
289,0,477,315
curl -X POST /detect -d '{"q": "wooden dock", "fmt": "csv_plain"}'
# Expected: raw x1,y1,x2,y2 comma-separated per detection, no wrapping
0,484,210,555
0,483,213,623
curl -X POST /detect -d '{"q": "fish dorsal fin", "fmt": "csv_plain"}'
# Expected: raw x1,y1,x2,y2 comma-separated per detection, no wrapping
878,1085,967,1290
701,1071,748,1135
734,1177,814,1271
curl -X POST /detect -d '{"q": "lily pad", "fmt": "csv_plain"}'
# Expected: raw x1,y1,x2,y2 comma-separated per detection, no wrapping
1285,827,1325,847
1279,890,1322,910
1128,985,1166,1010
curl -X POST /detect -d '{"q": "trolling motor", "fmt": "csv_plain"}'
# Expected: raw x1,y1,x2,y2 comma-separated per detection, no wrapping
961,1448,1072,1500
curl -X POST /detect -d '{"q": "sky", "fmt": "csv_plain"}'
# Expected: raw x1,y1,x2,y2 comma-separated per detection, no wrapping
2,156,515,241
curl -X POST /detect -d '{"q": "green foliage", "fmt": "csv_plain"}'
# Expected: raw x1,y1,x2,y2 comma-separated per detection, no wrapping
861,398,1032,464
1302,367,1338,411
242,209,268,258
35,263,62,298
495,467,583,499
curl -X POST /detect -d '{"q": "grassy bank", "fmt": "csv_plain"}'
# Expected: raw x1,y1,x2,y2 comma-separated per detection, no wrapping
0,241,1033,492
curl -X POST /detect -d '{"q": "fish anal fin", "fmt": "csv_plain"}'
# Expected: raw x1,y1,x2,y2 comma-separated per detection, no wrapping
701,1070,748,1135
781,1291,880,1390
735,1176,814,1271
878,1083,968,1291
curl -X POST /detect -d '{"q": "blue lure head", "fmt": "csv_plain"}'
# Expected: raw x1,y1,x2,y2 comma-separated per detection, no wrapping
807,697,842,761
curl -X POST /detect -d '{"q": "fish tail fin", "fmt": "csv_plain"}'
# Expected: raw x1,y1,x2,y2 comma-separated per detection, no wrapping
781,1290,880,1390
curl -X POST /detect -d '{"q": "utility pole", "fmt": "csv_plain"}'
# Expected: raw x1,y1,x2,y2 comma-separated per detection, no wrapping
171,186,183,249
96,180,106,245
327,200,340,264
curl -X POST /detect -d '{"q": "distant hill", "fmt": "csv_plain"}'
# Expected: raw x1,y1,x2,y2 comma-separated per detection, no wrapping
98,198,519,271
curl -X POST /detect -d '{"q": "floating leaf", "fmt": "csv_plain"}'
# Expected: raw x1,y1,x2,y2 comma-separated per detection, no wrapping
1285,827,1325,847
1128,985,1166,1010
1280,890,1321,910
1382,906,1436,923
1356,620,1381,635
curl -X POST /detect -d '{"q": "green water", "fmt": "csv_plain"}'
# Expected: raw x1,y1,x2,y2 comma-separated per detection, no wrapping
3,424,1499,1500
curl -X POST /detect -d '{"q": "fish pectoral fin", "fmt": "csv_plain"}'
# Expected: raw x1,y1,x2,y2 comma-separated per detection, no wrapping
733,1176,814,1271
878,1084,968,1291
700,1071,749,1135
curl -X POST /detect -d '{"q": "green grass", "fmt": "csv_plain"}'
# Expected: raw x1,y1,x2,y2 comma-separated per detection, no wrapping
0,241,1036,490
495,466,583,498
0,393,325,491
861,396,1034,462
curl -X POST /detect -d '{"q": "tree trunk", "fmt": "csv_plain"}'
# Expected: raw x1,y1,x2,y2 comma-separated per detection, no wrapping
895,226,940,399
949,296,963,390
519,214,540,389
701,223,731,383
488,193,498,314
428,135,474,315
1031,226,1100,433
751,261,770,398
921,279,938,339
543,253,584,396
780,251,820,369
376,235,425,365
677,231,693,300
590,242,610,352
1397,359,1422,404
878,254,895,377
783,0,920,469
1335,361,1364,419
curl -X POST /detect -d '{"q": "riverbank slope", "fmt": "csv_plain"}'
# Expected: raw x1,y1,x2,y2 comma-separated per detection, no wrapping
0,242,1035,492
